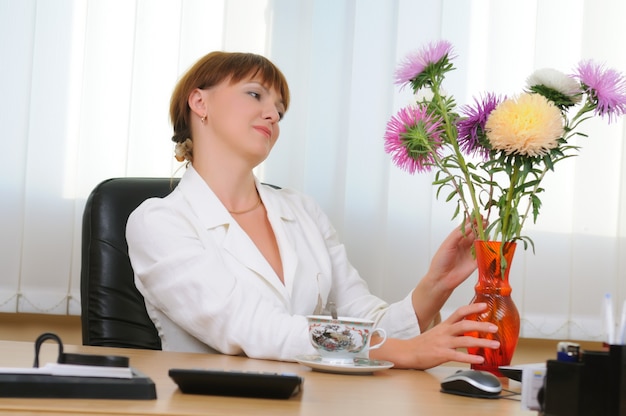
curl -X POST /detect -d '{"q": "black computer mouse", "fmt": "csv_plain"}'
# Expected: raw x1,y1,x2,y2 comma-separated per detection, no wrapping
440,369,502,398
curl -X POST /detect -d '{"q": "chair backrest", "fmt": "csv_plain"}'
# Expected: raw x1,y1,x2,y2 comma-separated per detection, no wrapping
81,177,179,349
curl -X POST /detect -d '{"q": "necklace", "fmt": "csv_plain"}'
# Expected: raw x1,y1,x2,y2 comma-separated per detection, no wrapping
228,194,262,215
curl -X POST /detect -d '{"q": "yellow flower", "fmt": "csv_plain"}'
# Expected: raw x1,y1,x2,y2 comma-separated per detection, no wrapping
486,93,564,157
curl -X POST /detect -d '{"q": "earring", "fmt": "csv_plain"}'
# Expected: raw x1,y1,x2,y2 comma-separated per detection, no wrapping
201,115,207,124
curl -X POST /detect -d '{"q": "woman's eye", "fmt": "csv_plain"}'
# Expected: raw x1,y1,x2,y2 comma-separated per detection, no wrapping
248,91,261,99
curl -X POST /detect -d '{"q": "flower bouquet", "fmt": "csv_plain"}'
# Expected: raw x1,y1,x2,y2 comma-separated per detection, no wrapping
384,40,626,372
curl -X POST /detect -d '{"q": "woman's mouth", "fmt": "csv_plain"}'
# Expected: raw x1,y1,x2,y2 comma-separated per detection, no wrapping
253,126,271,138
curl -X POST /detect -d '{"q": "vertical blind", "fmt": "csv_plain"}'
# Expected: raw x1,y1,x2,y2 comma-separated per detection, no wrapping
1,0,624,342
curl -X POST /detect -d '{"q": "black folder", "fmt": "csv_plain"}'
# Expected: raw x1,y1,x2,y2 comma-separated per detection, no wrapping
0,333,157,399
0,368,156,399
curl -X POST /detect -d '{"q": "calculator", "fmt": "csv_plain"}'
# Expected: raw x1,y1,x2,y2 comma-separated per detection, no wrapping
168,368,303,399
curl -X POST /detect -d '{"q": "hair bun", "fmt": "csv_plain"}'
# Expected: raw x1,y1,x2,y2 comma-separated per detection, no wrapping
174,138,193,162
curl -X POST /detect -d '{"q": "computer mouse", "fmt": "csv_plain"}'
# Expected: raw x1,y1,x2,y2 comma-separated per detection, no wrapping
440,369,502,398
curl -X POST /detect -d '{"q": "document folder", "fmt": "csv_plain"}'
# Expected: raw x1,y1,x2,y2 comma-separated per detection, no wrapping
0,368,156,399
0,332,156,399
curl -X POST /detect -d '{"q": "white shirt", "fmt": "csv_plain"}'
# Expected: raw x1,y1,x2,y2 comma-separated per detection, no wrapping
126,166,420,361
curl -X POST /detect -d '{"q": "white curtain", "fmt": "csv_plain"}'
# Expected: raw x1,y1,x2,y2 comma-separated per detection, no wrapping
0,0,270,315
2,0,625,342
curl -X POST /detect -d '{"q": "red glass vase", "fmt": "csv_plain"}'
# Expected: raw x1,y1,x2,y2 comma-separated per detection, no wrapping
465,240,520,376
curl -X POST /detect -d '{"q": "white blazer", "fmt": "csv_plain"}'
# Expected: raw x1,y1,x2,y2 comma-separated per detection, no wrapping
126,166,420,361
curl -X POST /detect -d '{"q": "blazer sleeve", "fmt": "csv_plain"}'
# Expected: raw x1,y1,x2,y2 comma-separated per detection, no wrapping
305,197,422,339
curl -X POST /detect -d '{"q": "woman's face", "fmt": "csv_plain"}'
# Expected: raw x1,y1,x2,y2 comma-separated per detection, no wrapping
201,76,286,163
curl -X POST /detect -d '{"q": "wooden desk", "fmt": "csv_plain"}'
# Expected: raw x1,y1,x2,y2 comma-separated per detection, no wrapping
0,338,600,415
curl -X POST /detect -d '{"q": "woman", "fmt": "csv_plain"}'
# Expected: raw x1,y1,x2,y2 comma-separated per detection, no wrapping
126,51,499,370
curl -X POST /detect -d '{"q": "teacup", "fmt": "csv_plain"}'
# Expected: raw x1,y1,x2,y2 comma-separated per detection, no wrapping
306,315,387,364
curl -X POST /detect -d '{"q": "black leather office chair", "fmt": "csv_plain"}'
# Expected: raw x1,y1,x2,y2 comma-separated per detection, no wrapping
80,177,179,349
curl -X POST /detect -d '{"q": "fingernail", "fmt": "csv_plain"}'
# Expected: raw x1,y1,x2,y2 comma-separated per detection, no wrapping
489,324,498,332
490,341,500,348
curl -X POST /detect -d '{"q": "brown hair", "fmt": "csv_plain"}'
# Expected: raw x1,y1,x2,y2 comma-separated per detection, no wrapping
169,51,290,147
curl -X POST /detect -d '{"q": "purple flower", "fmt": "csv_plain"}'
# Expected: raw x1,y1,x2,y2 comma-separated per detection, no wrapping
384,105,443,174
457,93,503,159
394,40,455,89
574,60,626,123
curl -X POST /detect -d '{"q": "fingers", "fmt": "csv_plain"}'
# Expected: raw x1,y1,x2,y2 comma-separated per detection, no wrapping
446,303,499,336
398,302,503,369
457,216,487,241
433,328,500,366
443,303,501,355
454,333,500,350
443,223,478,256
415,332,500,368
446,224,472,244
447,349,491,365
451,333,501,366
446,302,489,322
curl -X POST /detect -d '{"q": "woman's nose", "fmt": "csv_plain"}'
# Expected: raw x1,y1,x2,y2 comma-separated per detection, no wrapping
264,107,280,123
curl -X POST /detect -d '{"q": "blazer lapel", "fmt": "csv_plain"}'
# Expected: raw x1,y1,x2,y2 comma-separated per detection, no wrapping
177,167,291,300
221,222,289,298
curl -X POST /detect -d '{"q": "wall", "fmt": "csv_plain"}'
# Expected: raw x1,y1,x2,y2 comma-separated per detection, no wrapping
0,313,82,345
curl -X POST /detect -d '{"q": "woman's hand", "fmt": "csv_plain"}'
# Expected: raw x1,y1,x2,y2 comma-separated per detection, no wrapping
411,224,480,330
370,303,500,370
427,223,480,291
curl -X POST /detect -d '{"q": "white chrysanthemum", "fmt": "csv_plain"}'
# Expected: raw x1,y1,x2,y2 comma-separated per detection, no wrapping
527,68,582,103
414,87,434,101
414,87,449,104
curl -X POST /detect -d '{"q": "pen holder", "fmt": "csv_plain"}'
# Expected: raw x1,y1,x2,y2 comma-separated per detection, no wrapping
609,345,626,416
541,346,626,416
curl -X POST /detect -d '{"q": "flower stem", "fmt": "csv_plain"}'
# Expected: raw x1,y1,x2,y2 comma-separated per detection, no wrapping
500,162,520,243
430,78,486,239
519,167,548,232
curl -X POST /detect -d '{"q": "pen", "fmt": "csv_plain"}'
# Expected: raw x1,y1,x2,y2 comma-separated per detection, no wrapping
604,293,615,345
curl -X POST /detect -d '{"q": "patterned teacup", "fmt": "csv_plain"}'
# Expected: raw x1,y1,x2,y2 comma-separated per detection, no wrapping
306,315,387,364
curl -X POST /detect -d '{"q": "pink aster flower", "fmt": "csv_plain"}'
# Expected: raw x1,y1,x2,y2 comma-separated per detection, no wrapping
394,40,455,89
457,93,503,159
574,60,626,123
384,105,443,174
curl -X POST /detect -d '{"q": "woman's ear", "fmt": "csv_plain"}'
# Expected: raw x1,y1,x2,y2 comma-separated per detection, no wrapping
188,88,207,119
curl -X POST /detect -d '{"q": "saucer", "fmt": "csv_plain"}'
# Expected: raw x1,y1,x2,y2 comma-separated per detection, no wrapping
294,355,394,374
